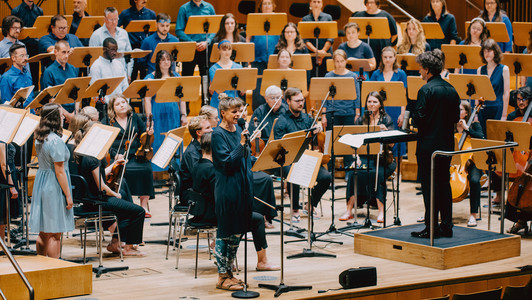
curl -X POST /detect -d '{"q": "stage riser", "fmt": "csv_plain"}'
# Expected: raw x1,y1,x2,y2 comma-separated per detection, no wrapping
0,256,92,300
354,228,521,269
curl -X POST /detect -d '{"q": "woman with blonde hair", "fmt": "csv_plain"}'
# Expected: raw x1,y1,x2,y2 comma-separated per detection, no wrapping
397,19,430,55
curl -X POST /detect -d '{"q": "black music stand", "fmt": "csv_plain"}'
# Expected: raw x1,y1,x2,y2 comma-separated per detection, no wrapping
298,21,337,78
8,86,35,109
68,47,103,76
75,16,105,39
252,135,312,297
150,42,196,65
54,77,91,107
210,43,255,64
28,84,63,110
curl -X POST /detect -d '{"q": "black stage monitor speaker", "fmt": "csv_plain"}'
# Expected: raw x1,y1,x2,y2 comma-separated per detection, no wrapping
339,267,377,289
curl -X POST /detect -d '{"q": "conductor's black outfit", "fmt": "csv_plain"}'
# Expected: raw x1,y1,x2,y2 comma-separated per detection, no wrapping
412,75,460,236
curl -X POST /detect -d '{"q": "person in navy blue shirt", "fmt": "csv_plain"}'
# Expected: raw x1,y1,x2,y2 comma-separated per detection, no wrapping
0,44,33,107
11,0,43,89
479,0,513,53
118,0,156,80
40,40,79,125
70,0,90,46
302,0,334,78
175,0,215,78
140,13,178,75
352,0,397,67
422,0,458,50
338,22,376,70
38,15,83,73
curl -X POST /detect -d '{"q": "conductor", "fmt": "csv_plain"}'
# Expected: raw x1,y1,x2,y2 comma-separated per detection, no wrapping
411,49,460,238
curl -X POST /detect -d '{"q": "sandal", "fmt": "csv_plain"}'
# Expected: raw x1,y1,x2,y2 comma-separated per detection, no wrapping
292,215,300,223
339,213,354,221
216,276,244,291
507,221,529,234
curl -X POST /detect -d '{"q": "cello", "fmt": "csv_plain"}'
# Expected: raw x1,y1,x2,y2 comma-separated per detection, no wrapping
450,100,484,202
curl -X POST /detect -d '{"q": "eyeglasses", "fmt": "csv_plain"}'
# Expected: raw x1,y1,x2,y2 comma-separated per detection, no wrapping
10,26,21,31
56,26,68,31
16,54,29,59
517,97,526,102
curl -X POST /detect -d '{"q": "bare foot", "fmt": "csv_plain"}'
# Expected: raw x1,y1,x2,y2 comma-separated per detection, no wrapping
256,262,280,271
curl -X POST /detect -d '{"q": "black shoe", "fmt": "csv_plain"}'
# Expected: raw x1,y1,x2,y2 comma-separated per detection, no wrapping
411,228,432,238
438,228,453,238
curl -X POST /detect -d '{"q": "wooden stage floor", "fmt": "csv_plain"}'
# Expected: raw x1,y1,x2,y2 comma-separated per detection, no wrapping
54,179,532,299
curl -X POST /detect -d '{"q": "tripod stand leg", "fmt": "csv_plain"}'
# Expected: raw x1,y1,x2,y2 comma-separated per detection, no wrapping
258,283,312,298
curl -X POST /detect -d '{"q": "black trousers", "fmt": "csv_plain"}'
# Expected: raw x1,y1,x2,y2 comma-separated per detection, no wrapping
248,212,268,251
252,171,277,222
468,164,483,214
283,165,331,210
181,49,209,77
251,61,267,110
417,153,453,231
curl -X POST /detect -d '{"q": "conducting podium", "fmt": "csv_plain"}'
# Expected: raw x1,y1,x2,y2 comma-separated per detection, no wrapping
150,42,196,63
76,16,105,39
501,53,532,88
210,42,254,63
349,17,391,41
246,13,287,53
298,21,337,77
260,69,307,95
267,53,312,70
442,45,483,73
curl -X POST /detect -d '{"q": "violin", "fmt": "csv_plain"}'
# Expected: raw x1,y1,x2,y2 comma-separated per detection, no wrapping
450,99,484,203
309,108,331,165
251,117,265,157
136,114,154,161
107,139,129,192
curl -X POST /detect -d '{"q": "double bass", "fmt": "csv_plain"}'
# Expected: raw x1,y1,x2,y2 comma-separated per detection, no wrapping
450,100,484,202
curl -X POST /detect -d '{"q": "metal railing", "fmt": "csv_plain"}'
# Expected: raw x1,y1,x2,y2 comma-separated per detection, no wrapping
0,238,34,300
386,0,415,20
429,141,518,246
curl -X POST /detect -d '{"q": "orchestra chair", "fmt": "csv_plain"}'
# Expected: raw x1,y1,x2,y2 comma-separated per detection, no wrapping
165,172,189,259
170,188,217,278
502,284,528,300
70,174,123,263
451,287,502,300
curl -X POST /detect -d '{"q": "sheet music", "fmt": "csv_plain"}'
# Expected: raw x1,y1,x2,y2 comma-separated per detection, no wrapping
288,154,319,188
152,136,179,169
324,130,332,155
0,109,24,143
12,115,39,146
76,126,113,158
339,130,408,148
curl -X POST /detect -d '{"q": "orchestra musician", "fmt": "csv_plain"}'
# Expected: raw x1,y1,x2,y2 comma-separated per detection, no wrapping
73,120,146,256
0,141,18,241
199,105,220,128
208,40,244,109
274,22,309,55
0,16,29,73
0,44,33,106
479,0,513,53
302,0,334,78
29,103,74,258
140,13,179,75
248,85,287,144
342,91,395,222
273,87,332,223
411,49,460,238
456,18,488,75
422,0,458,50
38,14,83,70
104,95,155,218
276,49,293,70
397,19,430,56
337,22,376,70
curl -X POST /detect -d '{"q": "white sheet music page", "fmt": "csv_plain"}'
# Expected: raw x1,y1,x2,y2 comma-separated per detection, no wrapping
0,109,24,143
75,126,113,158
288,153,319,188
339,130,407,148
13,115,40,146
152,136,179,169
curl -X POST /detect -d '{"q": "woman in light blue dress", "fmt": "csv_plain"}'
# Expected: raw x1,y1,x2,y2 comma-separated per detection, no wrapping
29,103,74,258
209,40,243,110
144,50,186,172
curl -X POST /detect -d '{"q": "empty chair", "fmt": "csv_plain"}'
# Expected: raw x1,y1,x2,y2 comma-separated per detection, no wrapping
452,287,502,300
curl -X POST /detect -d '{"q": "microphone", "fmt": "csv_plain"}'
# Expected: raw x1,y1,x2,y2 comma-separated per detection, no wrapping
402,111,410,130
237,117,246,130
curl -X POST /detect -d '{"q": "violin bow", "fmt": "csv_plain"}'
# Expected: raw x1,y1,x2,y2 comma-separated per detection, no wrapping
250,95,283,140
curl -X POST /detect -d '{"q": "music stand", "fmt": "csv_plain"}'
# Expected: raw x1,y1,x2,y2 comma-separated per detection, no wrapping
210,43,255,63
246,13,287,55
448,74,496,102
501,53,532,89
466,21,510,43
252,135,313,297
73,123,125,277
27,15,74,38
260,69,307,96
124,20,156,35
0,57,12,74
298,21,337,77
122,79,165,113
397,54,419,72
349,17,391,42
8,86,35,109
210,68,258,96
512,22,532,47
442,45,483,74
421,22,445,40
28,84,63,110
18,27,35,40
325,57,372,73
85,77,125,121
267,54,312,70
75,16,105,39
68,47,103,70
472,138,516,233
54,77,91,105
150,42,196,63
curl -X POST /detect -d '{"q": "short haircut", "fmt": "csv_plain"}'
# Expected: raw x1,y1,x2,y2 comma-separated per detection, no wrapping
344,22,360,33
54,39,70,51
416,49,445,76
265,85,282,97
517,86,532,101
364,0,379,5
2,15,23,37
480,38,502,64
9,43,25,57
157,13,171,22
199,105,218,118
333,49,347,60
50,15,67,29
285,87,302,101
104,7,118,17
103,37,117,48
200,132,212,154
80,106,99,121
219,96,243,112
188,115,208,140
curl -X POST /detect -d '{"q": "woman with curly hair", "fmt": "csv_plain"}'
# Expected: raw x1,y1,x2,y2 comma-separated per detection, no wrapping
274,22,308,54
397,19,430,55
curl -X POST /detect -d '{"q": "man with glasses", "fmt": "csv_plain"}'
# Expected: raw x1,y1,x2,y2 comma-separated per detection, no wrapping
70,0,90,46
0,16,29,73
273,87,331,222
90,7,133,81
38,15,83,72
248,85,287,143
0,44,33,106
140,13,178,75
508,86,531,121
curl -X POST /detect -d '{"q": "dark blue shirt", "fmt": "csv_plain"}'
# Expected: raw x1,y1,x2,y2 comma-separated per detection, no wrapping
0,65,33,107
250,35,280,63
248,102,288,142
175,0,216,43
338,41,374,59
118,6,157,49
273,110,313,140
70,11,91,46
324,71,360,115
140,32,179,74
11,1,43,27
302,12,335,52
38,33,83,53
487,13,513,53
40,61,79,112
422,13,458,50
351,10,397,65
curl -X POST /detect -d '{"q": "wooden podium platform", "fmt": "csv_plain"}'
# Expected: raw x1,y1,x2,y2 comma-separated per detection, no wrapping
354,224,520,270
0,255,92,299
